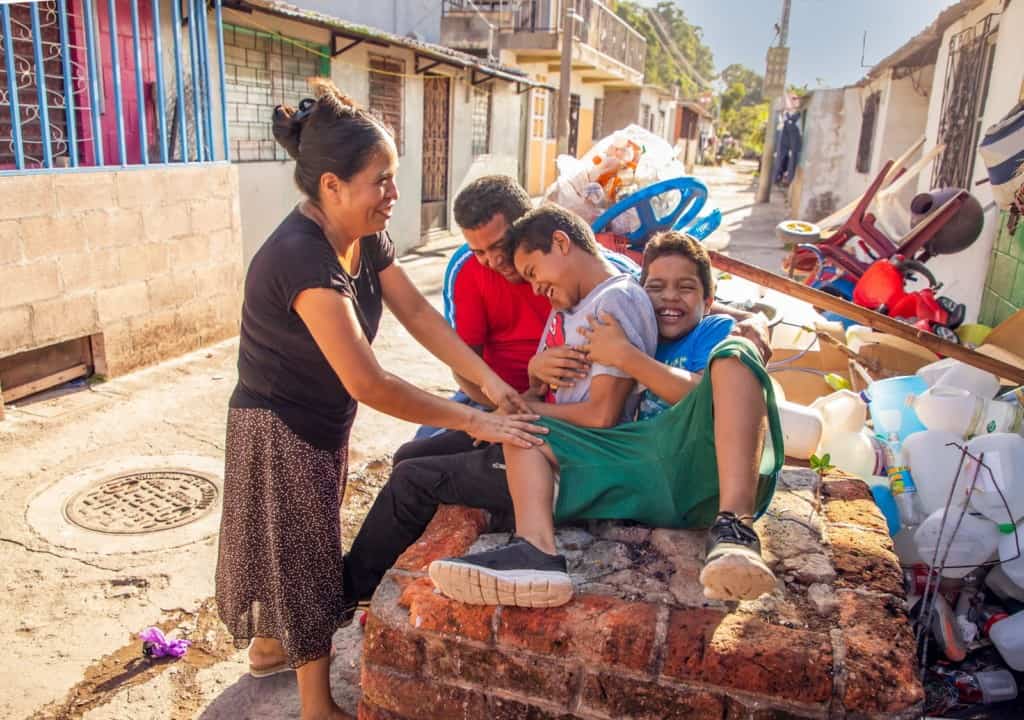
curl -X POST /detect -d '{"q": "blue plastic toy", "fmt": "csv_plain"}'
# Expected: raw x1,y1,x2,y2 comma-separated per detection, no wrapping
591,177,721,247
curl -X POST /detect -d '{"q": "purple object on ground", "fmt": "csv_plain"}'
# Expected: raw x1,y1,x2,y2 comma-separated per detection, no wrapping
139,626,191,658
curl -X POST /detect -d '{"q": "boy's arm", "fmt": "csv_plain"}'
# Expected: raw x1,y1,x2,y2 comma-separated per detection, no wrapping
615,345,702,406
525,374,636,429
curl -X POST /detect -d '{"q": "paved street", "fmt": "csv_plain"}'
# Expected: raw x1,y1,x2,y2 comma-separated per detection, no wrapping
0,163,788,720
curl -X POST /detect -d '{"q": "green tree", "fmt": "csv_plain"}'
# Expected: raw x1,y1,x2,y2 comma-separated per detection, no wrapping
614,1,715,98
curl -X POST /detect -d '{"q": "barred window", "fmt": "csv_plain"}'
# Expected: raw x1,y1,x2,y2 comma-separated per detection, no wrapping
369,55,405,155
471,85,492,156
856,92,880,174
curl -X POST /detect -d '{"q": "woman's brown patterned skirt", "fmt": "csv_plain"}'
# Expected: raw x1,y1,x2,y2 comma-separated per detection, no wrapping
215,407,350,668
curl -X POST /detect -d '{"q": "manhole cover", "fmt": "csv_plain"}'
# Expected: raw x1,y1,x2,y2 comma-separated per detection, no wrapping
64,470,219,535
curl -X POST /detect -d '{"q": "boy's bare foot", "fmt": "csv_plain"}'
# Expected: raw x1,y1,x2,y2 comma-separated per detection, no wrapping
700,512,776,601
249,637,291,678
429,536,573,607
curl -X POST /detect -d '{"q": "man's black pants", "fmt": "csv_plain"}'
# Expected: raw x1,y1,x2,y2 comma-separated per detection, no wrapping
343,430,515,601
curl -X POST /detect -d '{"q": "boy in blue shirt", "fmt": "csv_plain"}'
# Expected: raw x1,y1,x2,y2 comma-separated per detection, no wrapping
430,231,784,606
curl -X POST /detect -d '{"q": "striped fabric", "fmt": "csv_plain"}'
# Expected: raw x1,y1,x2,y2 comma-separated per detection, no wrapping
979,102,1024,212
441,245,641,328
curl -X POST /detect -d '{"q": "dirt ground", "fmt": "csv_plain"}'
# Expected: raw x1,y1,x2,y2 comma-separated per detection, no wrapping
0,163,788,720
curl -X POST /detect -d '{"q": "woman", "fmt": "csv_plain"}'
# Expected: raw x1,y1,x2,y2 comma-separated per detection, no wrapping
215,80,544,720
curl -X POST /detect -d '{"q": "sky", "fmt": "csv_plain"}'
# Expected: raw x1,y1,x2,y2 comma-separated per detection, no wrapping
641,0,956,89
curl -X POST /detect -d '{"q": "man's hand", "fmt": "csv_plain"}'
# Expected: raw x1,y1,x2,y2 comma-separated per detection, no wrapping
732,314,772,363
528,346,590,390
578,311,632,368
480,374,532,415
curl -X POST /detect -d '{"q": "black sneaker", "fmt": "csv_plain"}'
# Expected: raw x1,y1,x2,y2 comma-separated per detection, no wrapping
429,537,573,608
699,512,776,601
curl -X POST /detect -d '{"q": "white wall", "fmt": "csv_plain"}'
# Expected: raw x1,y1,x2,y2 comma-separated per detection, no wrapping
794,87,863,221
919,0,1022,321
237,162,302,266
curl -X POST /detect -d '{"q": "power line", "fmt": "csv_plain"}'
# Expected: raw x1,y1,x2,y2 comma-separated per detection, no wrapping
644,6,713,91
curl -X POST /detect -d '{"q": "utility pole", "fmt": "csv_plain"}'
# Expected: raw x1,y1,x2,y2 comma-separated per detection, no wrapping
756,0,792,204
556,0,574,156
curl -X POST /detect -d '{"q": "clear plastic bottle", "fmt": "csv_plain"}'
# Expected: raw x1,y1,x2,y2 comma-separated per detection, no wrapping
886,432,924,527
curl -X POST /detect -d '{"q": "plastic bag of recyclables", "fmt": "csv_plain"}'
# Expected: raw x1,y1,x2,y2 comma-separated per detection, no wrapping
544,124,687,234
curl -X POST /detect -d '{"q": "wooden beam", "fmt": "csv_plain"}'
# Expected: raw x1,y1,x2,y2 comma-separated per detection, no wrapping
1,363,90,404
471,69,496,85
414,54,443,74
331,35,363,57
708,251,1024,386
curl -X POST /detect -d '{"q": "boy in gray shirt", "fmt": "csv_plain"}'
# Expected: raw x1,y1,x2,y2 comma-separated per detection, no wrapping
430,206,661,606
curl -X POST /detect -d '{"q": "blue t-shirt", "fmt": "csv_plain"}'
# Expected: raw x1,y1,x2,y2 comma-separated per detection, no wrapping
637,314,735,421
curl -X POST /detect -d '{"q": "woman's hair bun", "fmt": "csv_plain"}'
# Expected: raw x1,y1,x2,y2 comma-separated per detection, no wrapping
271,99,316,160
309,77,362,112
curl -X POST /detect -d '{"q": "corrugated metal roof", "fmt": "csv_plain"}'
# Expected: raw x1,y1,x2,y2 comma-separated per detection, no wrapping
857,0,987,86
234,0,555,90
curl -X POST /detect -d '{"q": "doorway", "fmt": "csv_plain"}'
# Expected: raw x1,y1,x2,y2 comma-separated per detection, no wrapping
421,75,451,234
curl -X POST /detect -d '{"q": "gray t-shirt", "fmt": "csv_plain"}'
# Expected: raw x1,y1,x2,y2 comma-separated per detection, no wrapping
536,273,658,423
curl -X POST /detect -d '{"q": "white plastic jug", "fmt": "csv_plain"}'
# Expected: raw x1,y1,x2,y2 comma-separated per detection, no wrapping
912,386,1023,438
904,430,971,515
811,390,867,449
914,509,1000,578
985,564,1024,603
989,611,1024,671
820,430,879,478
964,434,1024,526
778,401,823,460
918,358,1000,399
998,523,1024,588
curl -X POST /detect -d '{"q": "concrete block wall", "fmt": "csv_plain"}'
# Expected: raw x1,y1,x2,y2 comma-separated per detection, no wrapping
0,164,243,377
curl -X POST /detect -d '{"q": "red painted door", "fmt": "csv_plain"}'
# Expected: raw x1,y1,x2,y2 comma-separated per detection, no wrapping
68,0,157,165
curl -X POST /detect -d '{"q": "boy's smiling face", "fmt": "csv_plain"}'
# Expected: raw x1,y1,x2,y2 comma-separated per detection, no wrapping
513,231,579,310
643,254,713,341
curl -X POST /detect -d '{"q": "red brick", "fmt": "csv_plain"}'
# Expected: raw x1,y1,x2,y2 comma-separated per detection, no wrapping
360,664,488,719
363,613,424,676
394,505,489,572
425,637,579,709
399,577,496,643
822,497,890,535
662,609,832,704
485,696,580,719
498,595,659,672
827,526,904,596
581,672,725,719
357,703,409,720
724,702,810,720
837,590,924,715
821,475,874,502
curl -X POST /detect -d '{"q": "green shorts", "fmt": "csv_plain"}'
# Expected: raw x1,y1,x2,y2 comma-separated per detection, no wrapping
543,337,783,530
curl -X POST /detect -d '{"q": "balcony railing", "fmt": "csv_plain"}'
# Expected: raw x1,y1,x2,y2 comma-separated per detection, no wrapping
0,0,229,174
442,0,645,75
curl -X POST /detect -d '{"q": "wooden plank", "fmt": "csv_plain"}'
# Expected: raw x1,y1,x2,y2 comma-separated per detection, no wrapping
709,250,1024,386
2,363,89,403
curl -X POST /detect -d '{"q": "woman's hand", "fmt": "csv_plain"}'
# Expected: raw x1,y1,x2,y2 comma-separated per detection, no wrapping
465,410,548,449
578,311,632,368
480,374,532,415
527,346,590,389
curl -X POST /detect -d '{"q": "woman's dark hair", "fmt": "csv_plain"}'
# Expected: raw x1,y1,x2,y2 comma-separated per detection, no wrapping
640,231,714,300
272,78,394,202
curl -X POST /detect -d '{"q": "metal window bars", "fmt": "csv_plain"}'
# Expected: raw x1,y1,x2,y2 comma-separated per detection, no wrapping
0,0,230,174
911,442,1021,681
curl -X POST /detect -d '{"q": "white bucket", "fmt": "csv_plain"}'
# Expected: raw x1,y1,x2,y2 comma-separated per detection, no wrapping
918,358,1000,399
811,389,867,450
965,434,1024,526
778,401,823,460
914,509,1000,578
990,611,1024,671
904,430,972,515
998,522,1024,588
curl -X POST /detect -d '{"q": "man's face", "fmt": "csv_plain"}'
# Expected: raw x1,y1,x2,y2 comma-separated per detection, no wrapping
643,254,712,340
463,213,521,283
513,232,578,310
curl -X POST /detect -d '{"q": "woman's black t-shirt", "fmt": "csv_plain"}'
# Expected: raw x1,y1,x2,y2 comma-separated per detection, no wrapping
230,208,395,451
